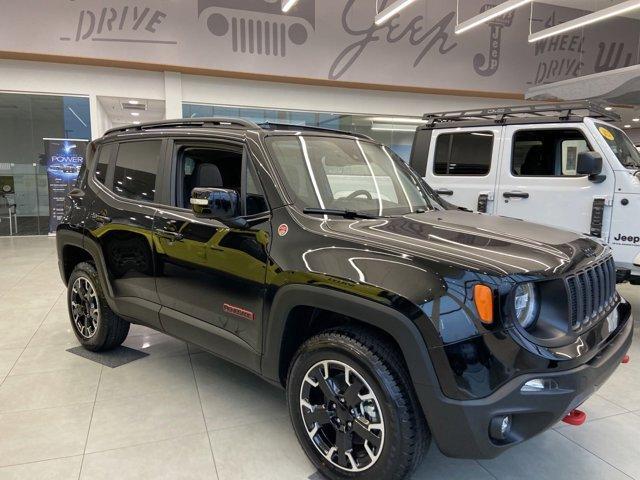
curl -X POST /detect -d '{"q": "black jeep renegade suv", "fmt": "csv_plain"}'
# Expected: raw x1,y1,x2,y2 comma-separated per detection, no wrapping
57,118,632,480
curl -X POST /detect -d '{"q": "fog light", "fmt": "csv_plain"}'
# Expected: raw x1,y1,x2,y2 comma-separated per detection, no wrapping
489,415,512,441
521,378,559,392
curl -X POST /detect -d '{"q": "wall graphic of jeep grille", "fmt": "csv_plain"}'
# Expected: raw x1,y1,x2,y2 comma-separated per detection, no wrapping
198,0,315,57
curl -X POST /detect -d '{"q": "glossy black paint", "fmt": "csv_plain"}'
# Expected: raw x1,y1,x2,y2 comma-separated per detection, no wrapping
57,122,633,459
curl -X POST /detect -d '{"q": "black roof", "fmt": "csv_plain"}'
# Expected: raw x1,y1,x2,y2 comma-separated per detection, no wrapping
421,101,620,129
104,117,372,140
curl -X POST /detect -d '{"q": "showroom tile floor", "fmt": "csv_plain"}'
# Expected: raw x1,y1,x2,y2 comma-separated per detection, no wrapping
0,236,639,480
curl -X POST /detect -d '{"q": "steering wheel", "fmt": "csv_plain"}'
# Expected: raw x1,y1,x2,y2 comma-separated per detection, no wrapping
346,189,373,200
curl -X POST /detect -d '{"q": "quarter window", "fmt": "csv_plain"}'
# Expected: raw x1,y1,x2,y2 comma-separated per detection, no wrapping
94,143,114,184
433,132,493,176
512,129,591,176
113,140,161,201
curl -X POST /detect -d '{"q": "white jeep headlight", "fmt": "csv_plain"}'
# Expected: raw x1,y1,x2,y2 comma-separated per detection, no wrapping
514,282,539,330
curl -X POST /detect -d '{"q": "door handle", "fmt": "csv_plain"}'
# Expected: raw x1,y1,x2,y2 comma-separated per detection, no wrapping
154,228,184,242
90,213,111,224
435,188,454,196
68,188,85,200
503,191,529,199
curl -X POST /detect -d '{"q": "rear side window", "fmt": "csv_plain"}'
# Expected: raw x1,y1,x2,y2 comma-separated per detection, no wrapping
113,140,162,201
512,129,591,176
94,143,114,184
433,132,493,175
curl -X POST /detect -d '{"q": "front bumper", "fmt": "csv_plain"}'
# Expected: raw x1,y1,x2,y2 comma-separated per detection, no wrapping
415,304,633,459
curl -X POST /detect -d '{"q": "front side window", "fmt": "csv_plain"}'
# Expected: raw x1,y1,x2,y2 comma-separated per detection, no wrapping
267,135,438,216
512,129,591,176
596,123,640,170
175,143,268,216
433,131,493,176
113,140,161,201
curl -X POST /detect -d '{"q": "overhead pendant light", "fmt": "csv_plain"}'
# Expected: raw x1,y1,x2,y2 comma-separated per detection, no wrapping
455,0,532,34
529,0,640,43
374,0,419,26
281,0,299,13
369,116,424,124
371,125,418,132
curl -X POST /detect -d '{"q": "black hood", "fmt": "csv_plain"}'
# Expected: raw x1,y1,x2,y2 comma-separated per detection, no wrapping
320,210,605,277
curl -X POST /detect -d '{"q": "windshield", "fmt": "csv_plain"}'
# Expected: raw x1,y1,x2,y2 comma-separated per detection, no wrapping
596,123,640,169
267,135,440,216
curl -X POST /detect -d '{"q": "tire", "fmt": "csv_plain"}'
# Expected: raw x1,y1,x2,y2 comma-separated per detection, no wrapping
67,262,130,351
287,327,430,480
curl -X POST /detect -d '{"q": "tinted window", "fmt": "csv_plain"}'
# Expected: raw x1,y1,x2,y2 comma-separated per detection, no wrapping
433,132,493,175
113,140,161,201
176,145,242,208
512,129,591,176
94,143,114,184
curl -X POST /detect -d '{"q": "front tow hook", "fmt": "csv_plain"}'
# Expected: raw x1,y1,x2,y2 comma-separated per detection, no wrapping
562,409,587,426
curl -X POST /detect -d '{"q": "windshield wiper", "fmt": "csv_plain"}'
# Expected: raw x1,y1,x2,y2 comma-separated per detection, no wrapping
302,207,378,219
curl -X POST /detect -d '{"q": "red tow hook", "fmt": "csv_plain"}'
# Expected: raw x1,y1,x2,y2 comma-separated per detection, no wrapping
622,355,630,364
562,409,587,426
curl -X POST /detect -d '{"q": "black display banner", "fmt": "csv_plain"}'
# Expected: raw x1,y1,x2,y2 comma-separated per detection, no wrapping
43,138,88,234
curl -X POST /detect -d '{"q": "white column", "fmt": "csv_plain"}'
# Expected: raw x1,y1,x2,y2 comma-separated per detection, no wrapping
164,71,183,119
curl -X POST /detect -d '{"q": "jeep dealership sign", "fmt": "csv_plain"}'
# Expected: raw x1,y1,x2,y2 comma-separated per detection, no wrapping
0,0,638,94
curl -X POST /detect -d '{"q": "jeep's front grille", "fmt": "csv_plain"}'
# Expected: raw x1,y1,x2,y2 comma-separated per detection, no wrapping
565,256,617,330
231,17,287,56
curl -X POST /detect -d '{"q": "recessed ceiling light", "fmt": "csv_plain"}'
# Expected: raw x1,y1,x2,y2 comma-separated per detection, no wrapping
624,124,631,128
632,118,639,122
133,121,141,125
131,112,140,116
128,100,139,105
604,106,613,111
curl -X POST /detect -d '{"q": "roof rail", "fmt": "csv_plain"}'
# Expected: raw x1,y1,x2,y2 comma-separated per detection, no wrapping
259,122,373,140
104,117,260,136
422,101,620,125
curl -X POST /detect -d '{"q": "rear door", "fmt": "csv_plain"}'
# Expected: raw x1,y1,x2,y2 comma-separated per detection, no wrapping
422,127,502,213
495,124,614,236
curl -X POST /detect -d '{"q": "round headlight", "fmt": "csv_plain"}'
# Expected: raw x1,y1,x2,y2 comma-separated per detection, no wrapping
514,282,539,329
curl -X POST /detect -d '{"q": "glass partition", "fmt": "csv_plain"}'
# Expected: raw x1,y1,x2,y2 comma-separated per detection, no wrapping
0,93,91,236
182,103,419,162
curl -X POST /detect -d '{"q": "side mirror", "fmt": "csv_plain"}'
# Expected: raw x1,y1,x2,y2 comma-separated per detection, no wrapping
190,188,248,228
577,151,605,183
576,151,603,176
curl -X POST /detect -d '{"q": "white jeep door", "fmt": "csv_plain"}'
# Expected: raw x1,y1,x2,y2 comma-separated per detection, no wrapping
423,126,502,213
495,123,614,237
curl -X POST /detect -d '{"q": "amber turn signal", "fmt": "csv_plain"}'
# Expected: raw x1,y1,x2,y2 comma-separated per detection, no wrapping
473,284,494,325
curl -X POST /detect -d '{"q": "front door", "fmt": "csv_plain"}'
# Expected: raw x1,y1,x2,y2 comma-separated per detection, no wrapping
496,124,614,237
424,127,502,213
152,139,271,366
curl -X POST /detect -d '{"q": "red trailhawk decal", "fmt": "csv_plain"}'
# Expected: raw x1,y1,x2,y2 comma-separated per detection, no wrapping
223,303,255,321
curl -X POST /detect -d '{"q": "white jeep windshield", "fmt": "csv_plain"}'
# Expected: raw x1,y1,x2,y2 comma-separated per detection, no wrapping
267,135,440,216
597,123,640,170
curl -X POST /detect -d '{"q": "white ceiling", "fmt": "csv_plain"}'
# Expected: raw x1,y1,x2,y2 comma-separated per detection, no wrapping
97,96,165,127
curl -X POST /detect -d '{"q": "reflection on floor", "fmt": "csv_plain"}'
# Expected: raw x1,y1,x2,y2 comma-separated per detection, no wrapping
0,236,639,480
0,216,50,237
